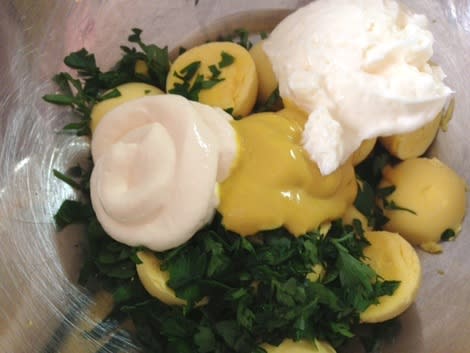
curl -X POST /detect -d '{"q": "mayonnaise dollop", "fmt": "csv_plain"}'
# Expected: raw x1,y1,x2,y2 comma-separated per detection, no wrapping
263,0,452,175
90,95,237,251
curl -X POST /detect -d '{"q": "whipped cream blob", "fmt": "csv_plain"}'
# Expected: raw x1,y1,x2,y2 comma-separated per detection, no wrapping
263,0,452,174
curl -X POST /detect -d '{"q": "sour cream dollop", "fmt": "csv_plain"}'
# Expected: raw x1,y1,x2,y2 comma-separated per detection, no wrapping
90,95,237,251
263,0,452,175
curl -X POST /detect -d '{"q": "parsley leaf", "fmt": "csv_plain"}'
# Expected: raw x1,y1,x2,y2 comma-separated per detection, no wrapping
43,28,169,136
218,51,235,68
441,228,456,241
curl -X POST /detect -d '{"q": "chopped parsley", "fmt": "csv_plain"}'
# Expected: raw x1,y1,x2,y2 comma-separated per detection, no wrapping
168,51,235,102
43,28,170,136
441,228,456,241
46,28,402,353
218,51,235,68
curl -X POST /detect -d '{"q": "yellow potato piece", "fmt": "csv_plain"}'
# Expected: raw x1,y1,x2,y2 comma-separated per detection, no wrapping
262,339,336,353
360,231,421,323
380,158,467,245
379,113,441,160
342,205,371,231
166,42,258,117
136,251,186,306
249,40,278,104
90,82,163,132
351,138,376,166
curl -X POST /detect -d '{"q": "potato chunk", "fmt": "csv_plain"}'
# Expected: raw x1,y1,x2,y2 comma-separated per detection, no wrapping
90,82,163,132
379,113,441,160
249,40,278,104
136,251,186,306
380,158,466,246
167,42,258,117
360,231,421,323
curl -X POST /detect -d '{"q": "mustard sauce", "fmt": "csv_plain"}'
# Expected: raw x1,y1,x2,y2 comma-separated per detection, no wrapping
218,111,357,236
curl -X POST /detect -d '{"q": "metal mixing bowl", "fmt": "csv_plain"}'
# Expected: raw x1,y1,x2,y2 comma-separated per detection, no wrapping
1,1,469,352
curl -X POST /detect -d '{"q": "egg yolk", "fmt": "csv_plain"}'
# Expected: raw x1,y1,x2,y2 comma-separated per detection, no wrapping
218,112,357,236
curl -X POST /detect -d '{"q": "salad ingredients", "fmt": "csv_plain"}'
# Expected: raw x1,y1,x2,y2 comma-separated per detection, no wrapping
379,112,442,159
342,206,371,231
90,94,237,251
90,82,163,132
380,157,467,247
218,111,357,236
136,251,186,306
262,338,336,353
263,0,452,175
42,19,466,353
360,231,421,323
249,41,278,104
166,42,258,117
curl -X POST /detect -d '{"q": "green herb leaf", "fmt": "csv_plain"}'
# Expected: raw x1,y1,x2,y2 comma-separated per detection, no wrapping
43,94,77,106
64,48,99,73
441,228,456,241
54,200,91,228
254,87,283,113
194,326,216,353
208,64,221,79
53,169,81,190
218,51,235,68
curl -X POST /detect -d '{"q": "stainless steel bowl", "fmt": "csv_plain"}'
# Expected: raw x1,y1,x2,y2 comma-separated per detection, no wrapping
1,1,469,352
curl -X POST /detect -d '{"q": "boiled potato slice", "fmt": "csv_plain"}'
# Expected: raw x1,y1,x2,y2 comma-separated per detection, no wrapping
262,339,336,353
379,113,441,160
380,158,467,246
136,251,186,306
166,42,258,117
351,138,376,166
249,40,278,104
360,231,421,323
90,82,163,132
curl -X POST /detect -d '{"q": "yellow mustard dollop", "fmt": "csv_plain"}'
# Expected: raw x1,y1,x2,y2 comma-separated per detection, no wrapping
218,112,357,236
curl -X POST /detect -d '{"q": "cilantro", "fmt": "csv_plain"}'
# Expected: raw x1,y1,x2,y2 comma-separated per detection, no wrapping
218,51,235,68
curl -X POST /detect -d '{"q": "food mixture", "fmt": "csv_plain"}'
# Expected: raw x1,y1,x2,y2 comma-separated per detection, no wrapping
44,0,467,352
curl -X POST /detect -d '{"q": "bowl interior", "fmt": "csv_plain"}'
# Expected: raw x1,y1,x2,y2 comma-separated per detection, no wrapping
0,1,469,352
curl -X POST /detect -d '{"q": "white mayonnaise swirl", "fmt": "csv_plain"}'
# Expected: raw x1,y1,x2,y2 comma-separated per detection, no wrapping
263,0,452,175
90,95,237,251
